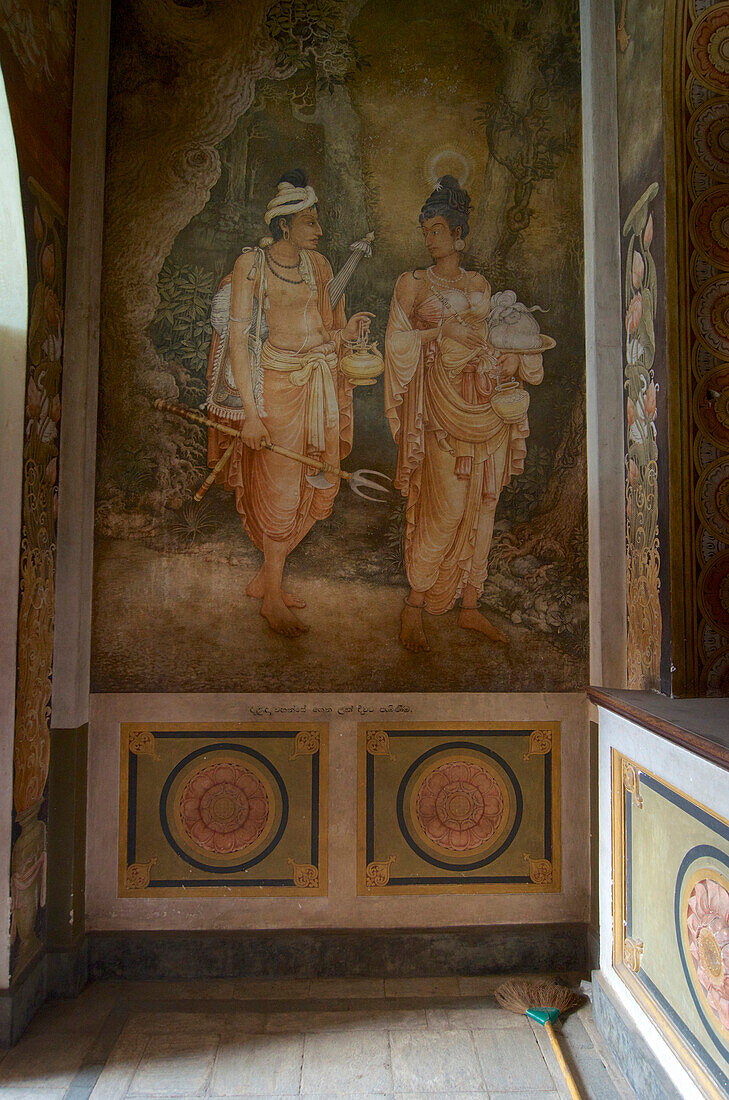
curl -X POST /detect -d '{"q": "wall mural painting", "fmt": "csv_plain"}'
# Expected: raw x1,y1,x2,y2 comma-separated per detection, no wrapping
613,751,729,1099
11,181,65,978
119,724,327,897
0,1,76,978
671,0,729,693
93,0,587,694
624,184,662,690
358,723,560,895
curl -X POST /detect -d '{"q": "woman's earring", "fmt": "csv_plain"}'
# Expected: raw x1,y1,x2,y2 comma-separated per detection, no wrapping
455,238,465,252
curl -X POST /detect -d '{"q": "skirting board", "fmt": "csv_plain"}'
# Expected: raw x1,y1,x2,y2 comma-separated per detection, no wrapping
0,941,89,1048
592,970,683,1100
88,924,588,981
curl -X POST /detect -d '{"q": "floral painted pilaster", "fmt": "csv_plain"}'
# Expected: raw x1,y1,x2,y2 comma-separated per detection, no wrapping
623,183,662,689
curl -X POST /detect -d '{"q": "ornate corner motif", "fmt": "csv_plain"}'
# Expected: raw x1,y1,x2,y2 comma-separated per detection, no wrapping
622,761,643,808
287,859,319,888
128,729,159,758
624,937,644,973
125,857,157,890
289,730,320,760
523,854,553,885
523,728,553,760
365,855,397,887
365,730,394,759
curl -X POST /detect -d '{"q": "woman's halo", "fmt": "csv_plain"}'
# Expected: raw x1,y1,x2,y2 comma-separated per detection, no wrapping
426,149,473,189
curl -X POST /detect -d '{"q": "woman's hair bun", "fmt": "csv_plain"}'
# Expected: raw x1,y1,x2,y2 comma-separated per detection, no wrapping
419,175,472,237
277,168,308,189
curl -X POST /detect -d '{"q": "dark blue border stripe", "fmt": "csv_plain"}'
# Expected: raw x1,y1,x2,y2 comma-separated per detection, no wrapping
642,774,729,842
637,968,729,1093
366,752,374,864
390,876,531,885
150,878,296,887
150,731,297,739
395,742,524,872
310,752,319,866
389,730,532,739
158,744,289,874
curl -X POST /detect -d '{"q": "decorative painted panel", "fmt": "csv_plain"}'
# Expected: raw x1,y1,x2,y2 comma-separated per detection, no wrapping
358,723,560,895
119,724,327,896
612,750,729,1099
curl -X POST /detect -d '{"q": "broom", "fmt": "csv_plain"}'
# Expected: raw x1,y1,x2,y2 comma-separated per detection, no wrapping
495,978,585,1099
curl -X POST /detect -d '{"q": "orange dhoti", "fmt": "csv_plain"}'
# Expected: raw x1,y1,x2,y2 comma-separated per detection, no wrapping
208,340,352,551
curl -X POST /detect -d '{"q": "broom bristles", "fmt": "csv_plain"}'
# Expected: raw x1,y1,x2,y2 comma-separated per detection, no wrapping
495,978,584,1016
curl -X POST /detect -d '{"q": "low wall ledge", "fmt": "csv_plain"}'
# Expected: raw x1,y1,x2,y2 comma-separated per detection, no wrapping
588,687,729,770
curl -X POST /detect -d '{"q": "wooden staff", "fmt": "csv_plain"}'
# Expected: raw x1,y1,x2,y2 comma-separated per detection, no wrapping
153,399,351,481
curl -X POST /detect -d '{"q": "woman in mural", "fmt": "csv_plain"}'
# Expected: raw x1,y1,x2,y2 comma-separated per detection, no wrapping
384,176,545,652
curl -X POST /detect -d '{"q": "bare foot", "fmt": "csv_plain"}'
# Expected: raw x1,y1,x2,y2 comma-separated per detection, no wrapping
400,605,430,652
458,608,509,643
246,573,306,608
260,598,309,637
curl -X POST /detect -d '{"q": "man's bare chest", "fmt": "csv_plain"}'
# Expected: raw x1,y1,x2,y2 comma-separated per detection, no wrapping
265,276,318,315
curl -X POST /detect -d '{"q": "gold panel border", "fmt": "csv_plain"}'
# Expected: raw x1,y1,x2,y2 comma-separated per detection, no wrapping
357,721,561,896
611,749,729,1100
118,722,328,898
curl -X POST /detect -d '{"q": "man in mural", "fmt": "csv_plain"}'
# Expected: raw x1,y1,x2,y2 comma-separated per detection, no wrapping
206,170,372,637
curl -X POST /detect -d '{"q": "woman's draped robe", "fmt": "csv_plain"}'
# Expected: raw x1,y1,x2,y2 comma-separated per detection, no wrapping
207,250,353,552
384,286,543,615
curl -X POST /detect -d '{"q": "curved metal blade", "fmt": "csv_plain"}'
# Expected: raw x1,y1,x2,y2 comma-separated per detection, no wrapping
349,469,392,501
306,472,336,489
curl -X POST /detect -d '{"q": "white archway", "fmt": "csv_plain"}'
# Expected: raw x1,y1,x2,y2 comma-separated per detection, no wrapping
0,63,30,988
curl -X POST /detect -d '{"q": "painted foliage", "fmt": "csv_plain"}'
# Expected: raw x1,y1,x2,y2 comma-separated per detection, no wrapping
93,0,587,694
0,0,75,977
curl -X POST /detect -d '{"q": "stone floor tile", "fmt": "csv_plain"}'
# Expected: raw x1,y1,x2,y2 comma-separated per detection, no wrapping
23,996,113,1037
265,1008,427,1033
473,1027,555,1093
490,1093,560,1100
226,979,312,1000
531,1020,625,1100
426,1002,530,1030
566,1052,623,1100
456,976,505,996
0,1034,92,1090
384,977,461,998
389,1030,485,1094
300,1030,393,1096
559,1012,594,1051
210,1033,304,1096
394,1094,488,1100
128,1033,219,1096
88,1029,149,1099
0,1091,68,1099
309,978,385,999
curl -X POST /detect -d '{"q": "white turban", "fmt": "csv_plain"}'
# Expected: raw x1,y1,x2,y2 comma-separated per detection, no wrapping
264,181,318,225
